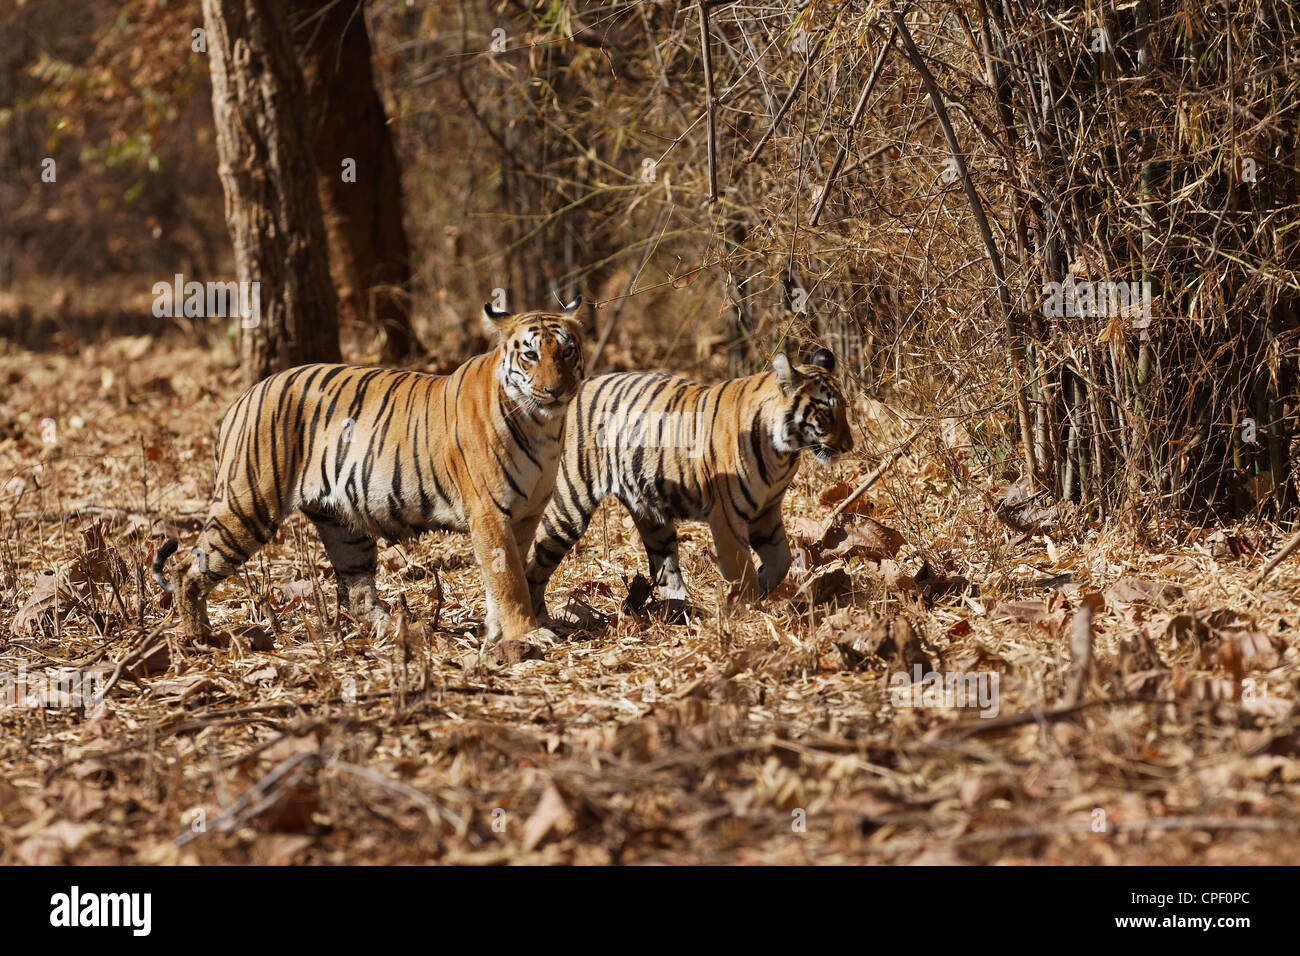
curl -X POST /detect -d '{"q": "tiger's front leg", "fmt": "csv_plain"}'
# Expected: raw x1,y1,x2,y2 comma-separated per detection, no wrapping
707,504,761,600
470,511,543,642
312,519,389,629
749,503,792,594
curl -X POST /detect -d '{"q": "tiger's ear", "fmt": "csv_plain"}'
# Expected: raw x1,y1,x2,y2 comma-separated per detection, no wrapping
809,347,836,373
772,353,803,396
482,302,514,336
556,294,585,338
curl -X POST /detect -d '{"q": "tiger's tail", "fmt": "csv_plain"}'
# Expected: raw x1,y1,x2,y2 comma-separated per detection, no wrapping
151,538,180,593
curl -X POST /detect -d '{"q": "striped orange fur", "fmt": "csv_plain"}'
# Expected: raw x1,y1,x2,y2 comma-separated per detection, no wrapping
526,348,853,615
154,297,585,642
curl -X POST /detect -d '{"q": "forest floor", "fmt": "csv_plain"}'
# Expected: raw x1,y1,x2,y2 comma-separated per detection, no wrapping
2,327,1299,865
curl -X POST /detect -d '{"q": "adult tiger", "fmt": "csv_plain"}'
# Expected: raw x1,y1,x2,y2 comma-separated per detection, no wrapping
154,297,585,643
525,347,854,617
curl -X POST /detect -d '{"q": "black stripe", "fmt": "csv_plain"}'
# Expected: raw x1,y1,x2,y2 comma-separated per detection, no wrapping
749,409,770,485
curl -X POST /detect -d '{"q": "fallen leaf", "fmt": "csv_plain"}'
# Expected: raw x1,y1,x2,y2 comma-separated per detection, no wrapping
521,783,570,852
817,481,854,507
1205,528,1264,561
549,595,605,633
834,617,933,672
992,591,1069,630
622,573,654,613
10,572,67,637
1216,628,1283,677
990,481,1062,532
271,579,318,606
1106,576,1184,607
1240,694,1294,720
251,833,315,865
1165,613,1213,662
243,664,278,685
799,566,853,606
819,513,905,562
232,623,275,652
499,639,545,664
915,561,975,599
84,709,120,738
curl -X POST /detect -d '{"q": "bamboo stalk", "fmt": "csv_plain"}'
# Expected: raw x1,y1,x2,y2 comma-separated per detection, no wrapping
697,1,718,204
1252,527,1300,587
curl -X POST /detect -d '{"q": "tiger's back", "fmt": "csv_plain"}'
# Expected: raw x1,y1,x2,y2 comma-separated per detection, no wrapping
527,349,853,614
208,358,557,545
556,371,795,526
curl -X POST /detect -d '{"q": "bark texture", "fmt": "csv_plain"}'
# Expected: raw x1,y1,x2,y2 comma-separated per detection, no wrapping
202,0,341,386
291,0,414,361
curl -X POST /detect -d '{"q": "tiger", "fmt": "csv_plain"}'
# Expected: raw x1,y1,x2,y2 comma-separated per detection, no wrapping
525,347,854,618
153,296,586,644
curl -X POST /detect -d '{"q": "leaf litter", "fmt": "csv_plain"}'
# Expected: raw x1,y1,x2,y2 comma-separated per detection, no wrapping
0,337,1298,864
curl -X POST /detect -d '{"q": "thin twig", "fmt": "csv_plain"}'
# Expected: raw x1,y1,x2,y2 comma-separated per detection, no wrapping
328,757,470,837
1250,527,1300,587
809,24,895,226
744,6,845,164
589,206,672,371
173,749,321,847
936,696,1166,742
824,416,929,529
891,12,1010,328
94,627,169,703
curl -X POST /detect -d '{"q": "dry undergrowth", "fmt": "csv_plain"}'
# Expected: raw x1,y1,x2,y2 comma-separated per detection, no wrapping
2,331,1299,865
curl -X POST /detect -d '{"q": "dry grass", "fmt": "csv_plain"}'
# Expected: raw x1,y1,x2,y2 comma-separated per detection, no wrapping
1,328,1298,866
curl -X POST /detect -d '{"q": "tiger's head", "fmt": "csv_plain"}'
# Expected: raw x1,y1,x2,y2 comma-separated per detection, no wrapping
772,347,855,466
483,296,586,417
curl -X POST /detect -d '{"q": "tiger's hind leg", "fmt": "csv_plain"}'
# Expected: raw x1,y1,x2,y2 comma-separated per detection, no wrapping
526,501,599,620
306,513,388,629
178,560,219,641
178,503,278,641
632,515,687,603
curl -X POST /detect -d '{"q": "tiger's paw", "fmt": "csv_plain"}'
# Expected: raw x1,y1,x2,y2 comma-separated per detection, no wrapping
345,585,391,632
521,625,560,646
355,608,392,635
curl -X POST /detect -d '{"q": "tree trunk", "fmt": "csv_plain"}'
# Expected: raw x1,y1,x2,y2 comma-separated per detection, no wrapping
291,0,415,362
202,0,340,387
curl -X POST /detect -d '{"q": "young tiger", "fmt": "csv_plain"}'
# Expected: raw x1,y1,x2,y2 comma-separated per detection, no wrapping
525,348,854,617
154,297,585,643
